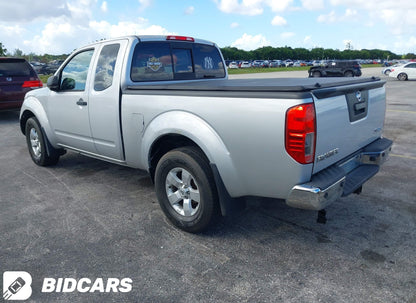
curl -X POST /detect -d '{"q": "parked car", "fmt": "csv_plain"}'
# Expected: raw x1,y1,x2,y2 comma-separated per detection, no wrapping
38,60,64,75
240,61,251,68
389,62,416,80
269,60,284,67
251,60,263,67
284,60,294,67
382,64,398,75
0,57,43,110
308,60,362,77
260,60,270,68
228,61,239,69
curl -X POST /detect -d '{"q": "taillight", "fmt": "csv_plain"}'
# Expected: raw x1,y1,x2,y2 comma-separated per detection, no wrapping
285,103,316,164
22,80,43,88
166,35,195,42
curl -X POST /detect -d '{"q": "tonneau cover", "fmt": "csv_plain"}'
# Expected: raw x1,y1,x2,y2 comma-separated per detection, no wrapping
126,77,383,93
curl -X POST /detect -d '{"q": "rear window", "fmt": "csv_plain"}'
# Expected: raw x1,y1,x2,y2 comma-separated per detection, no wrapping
131,41,225,82
0,59,33,77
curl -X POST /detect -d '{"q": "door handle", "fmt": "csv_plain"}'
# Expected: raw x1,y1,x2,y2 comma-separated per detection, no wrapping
76,99,87,106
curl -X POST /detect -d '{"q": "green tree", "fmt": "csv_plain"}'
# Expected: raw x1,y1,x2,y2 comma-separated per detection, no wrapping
13,48,24,57
0,42,7,56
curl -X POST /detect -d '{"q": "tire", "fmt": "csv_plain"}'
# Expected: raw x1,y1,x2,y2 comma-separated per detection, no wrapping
154,147,219,233
397,73,408,81
384,69,391,75
312,71,321,77
25,117,60,166
344,70,354,77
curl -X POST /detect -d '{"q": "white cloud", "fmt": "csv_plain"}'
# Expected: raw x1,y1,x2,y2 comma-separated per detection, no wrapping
66,0,96,22
392,36,416,54
214,0,293,16
90,19,171,38
301,0,324,10
317,11,337,23
266,0,293,12
303,36,312,45
230,22,240,28
271,15,287,26
184,6,195,15
281,32,295,39
101,1,108,13
344,8,357,17
138,0,152,10
0,0,69,22
231,33,271,50
23,21,76,54
317,9,358,23
214,0,263,15
327,0,416,35
20,18,172,55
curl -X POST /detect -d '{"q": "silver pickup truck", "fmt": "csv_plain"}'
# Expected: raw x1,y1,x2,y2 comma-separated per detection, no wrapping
20,35,392,232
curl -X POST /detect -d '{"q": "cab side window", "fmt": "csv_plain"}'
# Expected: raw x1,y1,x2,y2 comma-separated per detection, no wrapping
94,44,120,91
61,50,94,91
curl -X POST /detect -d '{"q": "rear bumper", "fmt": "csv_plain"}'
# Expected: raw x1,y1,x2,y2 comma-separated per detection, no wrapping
286,137,393,210
0,100,23,110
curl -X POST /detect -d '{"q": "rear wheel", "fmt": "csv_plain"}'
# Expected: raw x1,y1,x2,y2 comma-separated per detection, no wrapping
25,117,60,166
312,71,321,77
154,147,219,233
397,73,408,81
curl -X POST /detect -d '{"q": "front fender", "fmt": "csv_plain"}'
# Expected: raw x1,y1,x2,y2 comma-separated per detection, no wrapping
141,111,246,197
20,95,55,146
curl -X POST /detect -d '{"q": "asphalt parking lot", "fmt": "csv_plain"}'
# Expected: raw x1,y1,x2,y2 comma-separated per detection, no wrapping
1,69,415,303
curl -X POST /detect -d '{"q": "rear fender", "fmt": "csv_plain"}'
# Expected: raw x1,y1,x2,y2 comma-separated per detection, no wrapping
141,111,245,197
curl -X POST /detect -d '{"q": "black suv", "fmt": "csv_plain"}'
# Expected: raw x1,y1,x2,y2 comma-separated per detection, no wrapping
308,60,362,77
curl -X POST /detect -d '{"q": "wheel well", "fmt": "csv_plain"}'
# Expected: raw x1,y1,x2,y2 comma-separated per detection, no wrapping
20,110,35,135
148,134,205,182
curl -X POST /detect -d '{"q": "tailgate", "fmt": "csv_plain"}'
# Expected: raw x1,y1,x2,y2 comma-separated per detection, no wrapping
0,76,27,101
312,79,386,174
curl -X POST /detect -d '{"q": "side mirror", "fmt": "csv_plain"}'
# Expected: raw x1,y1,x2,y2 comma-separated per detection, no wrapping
61,78,75,90
47,76,60,91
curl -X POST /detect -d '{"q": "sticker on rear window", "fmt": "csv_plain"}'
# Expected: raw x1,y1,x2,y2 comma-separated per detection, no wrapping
203,57,214,69
147,57,162,72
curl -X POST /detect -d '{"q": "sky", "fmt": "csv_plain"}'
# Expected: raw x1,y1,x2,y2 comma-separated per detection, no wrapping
1,0,416,56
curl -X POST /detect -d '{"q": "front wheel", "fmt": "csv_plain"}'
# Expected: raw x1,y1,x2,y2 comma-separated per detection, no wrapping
154,147,219,233
25,117,60,166
397,73,408,81
344,70,354,77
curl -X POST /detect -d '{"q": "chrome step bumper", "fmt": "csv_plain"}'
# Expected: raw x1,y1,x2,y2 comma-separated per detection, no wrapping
286,138,393,210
